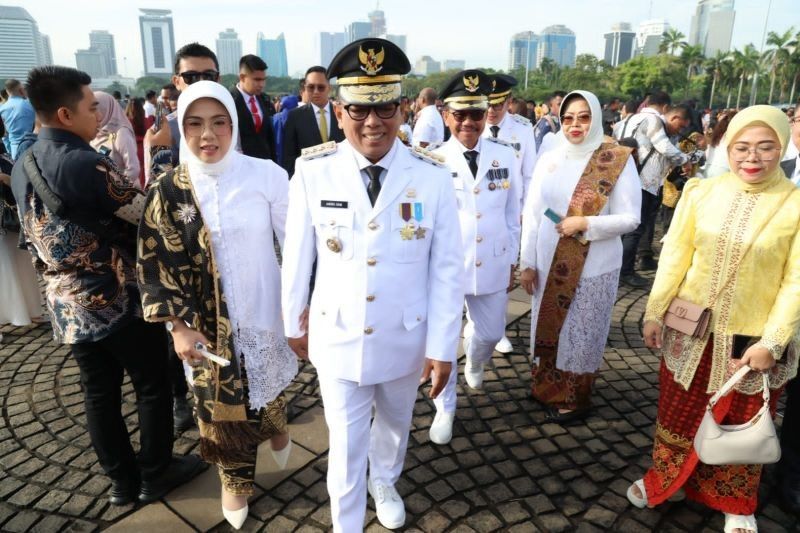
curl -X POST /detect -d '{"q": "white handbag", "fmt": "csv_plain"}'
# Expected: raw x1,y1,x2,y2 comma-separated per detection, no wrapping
693,365,781,465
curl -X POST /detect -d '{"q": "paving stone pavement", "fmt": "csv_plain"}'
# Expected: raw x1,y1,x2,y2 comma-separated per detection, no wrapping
0,280,798,532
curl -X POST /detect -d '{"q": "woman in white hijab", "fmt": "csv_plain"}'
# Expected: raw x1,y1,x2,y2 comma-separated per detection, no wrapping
90,92,141,185
137,81,297,529
519,90,641,424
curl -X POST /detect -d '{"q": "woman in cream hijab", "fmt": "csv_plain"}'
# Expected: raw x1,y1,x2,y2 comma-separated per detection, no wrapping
90,92,141,185
137,81,297,529
632,105,800,533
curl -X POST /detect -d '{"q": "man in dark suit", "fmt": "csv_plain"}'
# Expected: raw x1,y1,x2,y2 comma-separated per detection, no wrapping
230,54,277,161
281,66,345,177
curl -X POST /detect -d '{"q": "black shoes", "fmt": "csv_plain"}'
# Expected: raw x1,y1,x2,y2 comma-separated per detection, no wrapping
109,478,140,506
174,395,195,434
139,454,207,504
621,273,650,288
544,407,590,425
638,257,658,271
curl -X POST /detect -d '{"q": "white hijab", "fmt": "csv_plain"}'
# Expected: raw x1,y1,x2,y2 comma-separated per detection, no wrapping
558,90,604,160
177,80,240,177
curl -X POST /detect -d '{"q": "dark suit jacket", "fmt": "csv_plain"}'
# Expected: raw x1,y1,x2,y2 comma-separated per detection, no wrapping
281,103,345,177
781,157,797,181
231,88,277,162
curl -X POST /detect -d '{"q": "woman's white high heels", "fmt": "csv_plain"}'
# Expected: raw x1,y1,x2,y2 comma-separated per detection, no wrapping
270,439,293,470
222,502,249,529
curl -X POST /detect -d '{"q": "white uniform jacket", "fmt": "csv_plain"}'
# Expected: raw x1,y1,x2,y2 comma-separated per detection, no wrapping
482,113,537,203
281,139,465,385
433,136,522,296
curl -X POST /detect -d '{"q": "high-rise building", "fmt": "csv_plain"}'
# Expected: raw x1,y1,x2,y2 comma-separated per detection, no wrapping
256,32,288,77
636,19,671,57
537,25,576,67
138,9,176,77
386,34,407,53
216,28,242,75
0,6,48,80
604,22,636,67
320,32,346,67
414,56,440,76
75,48,107,78
39,34,52,65
89,30,117,76
368,7,386,37
508,31,539,71
442,59,465,71
347,21,371,43
689,0,735,56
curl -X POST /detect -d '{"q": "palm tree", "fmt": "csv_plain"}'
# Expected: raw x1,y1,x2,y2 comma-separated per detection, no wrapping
659,29,686,55
732,45,760,109
539,58,556,85
788,30,800,104
764,28,794,104
705,51,730,108
681,44,705,95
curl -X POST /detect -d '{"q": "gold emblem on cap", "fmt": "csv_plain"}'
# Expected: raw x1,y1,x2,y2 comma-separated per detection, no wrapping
358,46,385,76
326,237,342,253
463,74,480,93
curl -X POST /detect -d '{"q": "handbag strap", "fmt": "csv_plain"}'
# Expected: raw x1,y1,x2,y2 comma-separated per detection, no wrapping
706,187,795,309
708,365,770,409
22,151,67,217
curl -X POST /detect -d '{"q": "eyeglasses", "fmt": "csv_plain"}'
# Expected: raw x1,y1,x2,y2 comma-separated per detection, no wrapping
179,70,220,84
344,103,399,121
729,144,780,163
790,117,800,125
183,117,232,138
488,102,506,111
561,113,592,126
305,84,329,93
449,109,486,122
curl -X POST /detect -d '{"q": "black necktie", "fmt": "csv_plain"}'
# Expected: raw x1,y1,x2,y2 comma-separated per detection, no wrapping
365,165,383,206
490,125,500,138
464,150,478,178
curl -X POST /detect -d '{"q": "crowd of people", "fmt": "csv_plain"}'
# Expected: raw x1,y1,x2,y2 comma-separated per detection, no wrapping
0,36,799,533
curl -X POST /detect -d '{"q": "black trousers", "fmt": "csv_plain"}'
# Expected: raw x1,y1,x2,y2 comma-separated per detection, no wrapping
621,189,661,275
168,338,188,398
781,376,800,491
70,319,173,483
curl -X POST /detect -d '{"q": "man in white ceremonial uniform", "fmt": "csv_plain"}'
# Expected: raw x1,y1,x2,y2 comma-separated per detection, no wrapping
429,70,522,445
481,74,537,354
281,38,464,532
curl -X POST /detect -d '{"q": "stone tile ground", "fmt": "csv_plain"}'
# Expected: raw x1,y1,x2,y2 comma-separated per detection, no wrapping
0,280,797,532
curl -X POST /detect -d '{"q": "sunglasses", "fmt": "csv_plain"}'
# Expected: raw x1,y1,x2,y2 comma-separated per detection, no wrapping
449,109,486,122
561,113,592,126
305,84,329,92
179,70,220,84
344,103,399,121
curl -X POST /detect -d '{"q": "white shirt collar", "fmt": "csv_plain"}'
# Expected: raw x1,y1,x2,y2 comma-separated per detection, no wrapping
236,84,257,102
352,139,399,171
311,102,329,115
453,136,483,155
793,154,800,186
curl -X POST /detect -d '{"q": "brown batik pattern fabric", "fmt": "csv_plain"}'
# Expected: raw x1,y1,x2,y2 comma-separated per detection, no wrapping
531,143,631,410
137,164,278,465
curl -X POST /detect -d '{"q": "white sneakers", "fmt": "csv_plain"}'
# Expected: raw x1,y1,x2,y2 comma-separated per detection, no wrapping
464,355,484,389
368,479,406,529
495,336,513,353
429,410,455,445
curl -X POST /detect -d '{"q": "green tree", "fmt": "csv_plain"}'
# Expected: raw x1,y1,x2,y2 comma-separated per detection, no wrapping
659,29,686,55
680,44,705,96
613,55,685,97
135,76,171,95
732,44,760,108
764,28,794,104
788,30,800,104
704,51,730,108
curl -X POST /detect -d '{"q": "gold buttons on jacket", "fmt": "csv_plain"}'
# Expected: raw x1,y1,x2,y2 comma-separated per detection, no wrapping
366,295,375,302
476,260,482,267
476,236,483,243
364,327,374,335
367,258,377,266
368,222,378,230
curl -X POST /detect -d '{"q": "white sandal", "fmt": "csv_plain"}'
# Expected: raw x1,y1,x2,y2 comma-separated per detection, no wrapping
627,479,686,509
723,513,757,533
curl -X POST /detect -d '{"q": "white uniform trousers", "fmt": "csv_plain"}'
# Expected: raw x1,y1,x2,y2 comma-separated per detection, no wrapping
318,370,420,533
434,289,508,413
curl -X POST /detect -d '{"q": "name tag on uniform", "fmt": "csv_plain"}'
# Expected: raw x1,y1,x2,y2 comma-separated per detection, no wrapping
451,172,458,178
321,200,348,208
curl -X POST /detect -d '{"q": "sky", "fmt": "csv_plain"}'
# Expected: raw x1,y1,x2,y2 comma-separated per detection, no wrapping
17,0,800,79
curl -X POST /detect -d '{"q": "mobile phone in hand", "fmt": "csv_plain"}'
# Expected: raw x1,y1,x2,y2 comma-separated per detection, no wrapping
544,208,563,224
152,102,164,132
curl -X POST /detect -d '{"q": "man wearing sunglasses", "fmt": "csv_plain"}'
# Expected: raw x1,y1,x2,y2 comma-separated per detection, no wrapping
282,38,463,532
281,66,345,177
429,70,522,446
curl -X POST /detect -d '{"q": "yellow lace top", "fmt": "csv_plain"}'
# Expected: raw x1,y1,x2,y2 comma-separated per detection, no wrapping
644,173,800,392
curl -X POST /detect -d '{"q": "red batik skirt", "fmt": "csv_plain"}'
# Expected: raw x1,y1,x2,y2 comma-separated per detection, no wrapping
643,343,783,515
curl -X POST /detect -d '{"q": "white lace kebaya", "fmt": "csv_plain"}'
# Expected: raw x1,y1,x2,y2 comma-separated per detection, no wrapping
178,81,297,410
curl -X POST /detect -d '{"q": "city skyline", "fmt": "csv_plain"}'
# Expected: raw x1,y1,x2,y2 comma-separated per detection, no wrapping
4,0,796,80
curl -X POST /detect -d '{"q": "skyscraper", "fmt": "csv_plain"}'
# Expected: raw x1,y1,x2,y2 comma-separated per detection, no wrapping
256,32,288,77
320,32,346,66
442,59,466,71
386,34,407,53
508,31,538,71
138,9,176,77
347,21,371,43
537,25,576,67
75,48,107,78
414,56,440,76
368,7,386,37
39,34,52,65
90,30,117,76
689,0,735,56
216,28,242,75
0,6,48,80
604,22,636,67
636,19,671,57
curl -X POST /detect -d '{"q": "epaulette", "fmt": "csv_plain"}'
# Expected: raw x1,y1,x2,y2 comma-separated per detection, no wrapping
510,113,531,126
425,141,443,151
301,141,337,160
410,145,446,167
486,136,520,158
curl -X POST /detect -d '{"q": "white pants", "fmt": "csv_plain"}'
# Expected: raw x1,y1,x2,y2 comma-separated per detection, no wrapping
434,289,507,413
318,371,420,533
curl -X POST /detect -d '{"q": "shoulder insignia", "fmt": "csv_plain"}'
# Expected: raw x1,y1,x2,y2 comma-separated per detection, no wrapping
410,145,446,167
486,136,520,158
425,141,443,151
301,141,338,160
510,113,531,126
